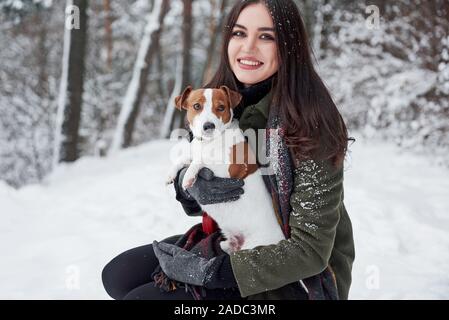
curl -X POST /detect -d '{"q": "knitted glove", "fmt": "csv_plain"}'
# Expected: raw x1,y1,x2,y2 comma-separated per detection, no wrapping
175,167,244,206
173,168,203,216
153,241,238,289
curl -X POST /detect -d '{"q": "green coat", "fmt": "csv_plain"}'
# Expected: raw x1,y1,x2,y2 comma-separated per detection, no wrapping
230,91,355,300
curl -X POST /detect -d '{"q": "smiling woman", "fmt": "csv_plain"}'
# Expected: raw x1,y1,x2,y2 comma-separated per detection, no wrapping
227,3,279,87
102,0,355,301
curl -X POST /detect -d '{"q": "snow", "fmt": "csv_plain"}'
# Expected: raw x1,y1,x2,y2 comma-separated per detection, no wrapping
1,137,449,299
345,137,449,299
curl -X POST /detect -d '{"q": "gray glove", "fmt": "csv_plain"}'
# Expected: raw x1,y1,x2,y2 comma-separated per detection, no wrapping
152,240,217,287
178,167,244,205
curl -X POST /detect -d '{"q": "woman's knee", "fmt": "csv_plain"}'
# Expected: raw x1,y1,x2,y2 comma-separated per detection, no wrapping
101,244,155,300
102,235,182,300
102,254,131,300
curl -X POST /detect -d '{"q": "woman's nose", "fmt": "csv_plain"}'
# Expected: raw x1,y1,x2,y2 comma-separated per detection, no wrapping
242,34,258,52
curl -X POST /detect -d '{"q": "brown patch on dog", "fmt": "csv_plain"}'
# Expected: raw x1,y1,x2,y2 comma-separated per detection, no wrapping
228,141,258,179
185,89,207,125
211,89,232,125
174,86,207,125
220,85,242,108
210,86,242,125
174,85,192,110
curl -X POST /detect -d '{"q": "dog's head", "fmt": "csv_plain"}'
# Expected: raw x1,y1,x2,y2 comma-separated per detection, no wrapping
175,85,242,140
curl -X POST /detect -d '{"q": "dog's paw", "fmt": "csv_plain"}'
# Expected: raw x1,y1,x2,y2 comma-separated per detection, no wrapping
181,176,196,190
165,169,178,185
181,169,198,190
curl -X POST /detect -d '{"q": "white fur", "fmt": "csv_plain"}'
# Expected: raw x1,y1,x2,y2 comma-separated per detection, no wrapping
167,90,285,253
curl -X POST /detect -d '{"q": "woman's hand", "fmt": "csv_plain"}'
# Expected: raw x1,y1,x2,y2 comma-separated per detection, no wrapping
153,241,217,287
177,167,244,205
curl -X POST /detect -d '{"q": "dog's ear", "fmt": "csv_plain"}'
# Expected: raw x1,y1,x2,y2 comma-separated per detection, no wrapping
220,85,242,109
175,85,193,110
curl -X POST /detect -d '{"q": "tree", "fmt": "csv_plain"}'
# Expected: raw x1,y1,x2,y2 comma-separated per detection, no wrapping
200,0,228,86
53,0,89,165
163,0,193,137
109,0,171,152
103,0,113,71
0,0,59,187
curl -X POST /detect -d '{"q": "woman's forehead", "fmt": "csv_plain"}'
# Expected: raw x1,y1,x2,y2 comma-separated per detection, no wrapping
235,3,274,29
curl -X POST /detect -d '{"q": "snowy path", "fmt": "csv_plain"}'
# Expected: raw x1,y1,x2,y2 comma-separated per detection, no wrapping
1,138,448,299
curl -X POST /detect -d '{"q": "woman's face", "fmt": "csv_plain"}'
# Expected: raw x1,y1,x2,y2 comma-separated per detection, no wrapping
228,3,279,87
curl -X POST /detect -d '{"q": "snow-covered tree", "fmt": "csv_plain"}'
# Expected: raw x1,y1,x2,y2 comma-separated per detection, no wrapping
53,0,88,165
313,1,449,164
109,0,170,153
0,0,59,187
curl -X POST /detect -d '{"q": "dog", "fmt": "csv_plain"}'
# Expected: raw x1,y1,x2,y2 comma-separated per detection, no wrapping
166,85,284,253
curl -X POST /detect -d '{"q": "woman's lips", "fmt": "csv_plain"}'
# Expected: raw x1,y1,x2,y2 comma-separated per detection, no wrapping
237,59,264,70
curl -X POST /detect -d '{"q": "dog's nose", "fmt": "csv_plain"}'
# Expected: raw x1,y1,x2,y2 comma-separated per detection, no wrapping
203,122,215,132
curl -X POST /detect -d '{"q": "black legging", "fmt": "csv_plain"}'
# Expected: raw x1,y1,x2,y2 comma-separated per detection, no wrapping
102,235,191,300
102,235,243,300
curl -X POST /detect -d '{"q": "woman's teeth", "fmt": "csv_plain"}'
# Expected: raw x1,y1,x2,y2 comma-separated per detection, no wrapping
239,59,262,66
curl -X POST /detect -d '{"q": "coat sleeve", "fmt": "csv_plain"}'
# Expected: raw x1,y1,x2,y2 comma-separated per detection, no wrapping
229,159,343,298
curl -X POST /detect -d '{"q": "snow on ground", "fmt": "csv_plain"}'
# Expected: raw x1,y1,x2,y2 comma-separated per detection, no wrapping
1,137,448,299
345,137,449,299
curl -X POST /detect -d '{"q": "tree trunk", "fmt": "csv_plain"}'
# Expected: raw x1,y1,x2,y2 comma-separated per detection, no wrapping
302,0,315,40
168,0,193,133
35,11,49,97
318,0,332,59
57,0,88,163
200,0,227,86
181,0,192,89
155,40,168,112
103,0,113,70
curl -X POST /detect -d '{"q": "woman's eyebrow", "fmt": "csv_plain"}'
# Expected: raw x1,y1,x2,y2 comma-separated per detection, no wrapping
234,23,275,32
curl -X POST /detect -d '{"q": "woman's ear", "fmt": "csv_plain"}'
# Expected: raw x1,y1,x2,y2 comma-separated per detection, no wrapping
175,85,193,110
220,85,242,108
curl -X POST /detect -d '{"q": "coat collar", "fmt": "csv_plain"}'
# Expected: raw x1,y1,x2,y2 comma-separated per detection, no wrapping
251,89,273,121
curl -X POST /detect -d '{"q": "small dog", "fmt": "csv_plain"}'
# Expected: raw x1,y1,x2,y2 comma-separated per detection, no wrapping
167,85,284,253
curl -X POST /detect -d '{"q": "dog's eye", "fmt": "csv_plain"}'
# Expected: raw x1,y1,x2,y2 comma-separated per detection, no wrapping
217,105,225,112
193,103,201,110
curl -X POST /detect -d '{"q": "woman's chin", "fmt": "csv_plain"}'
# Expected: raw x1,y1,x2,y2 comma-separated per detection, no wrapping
233,69,278,86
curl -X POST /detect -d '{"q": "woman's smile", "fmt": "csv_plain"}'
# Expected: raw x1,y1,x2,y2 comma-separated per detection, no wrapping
237,58,264,70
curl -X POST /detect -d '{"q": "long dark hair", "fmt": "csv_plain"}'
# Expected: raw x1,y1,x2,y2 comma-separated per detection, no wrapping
204,0,353,168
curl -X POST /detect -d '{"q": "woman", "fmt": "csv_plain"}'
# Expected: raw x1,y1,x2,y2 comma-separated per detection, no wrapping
102,0,355,300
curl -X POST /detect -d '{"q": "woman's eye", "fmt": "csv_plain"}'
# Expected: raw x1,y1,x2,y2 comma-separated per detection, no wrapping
217,105,225,112
193,103,201,110
232,31,274,41
261,34,275,40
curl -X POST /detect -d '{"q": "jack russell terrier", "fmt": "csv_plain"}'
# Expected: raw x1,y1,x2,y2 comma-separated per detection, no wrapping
166,85,284,253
